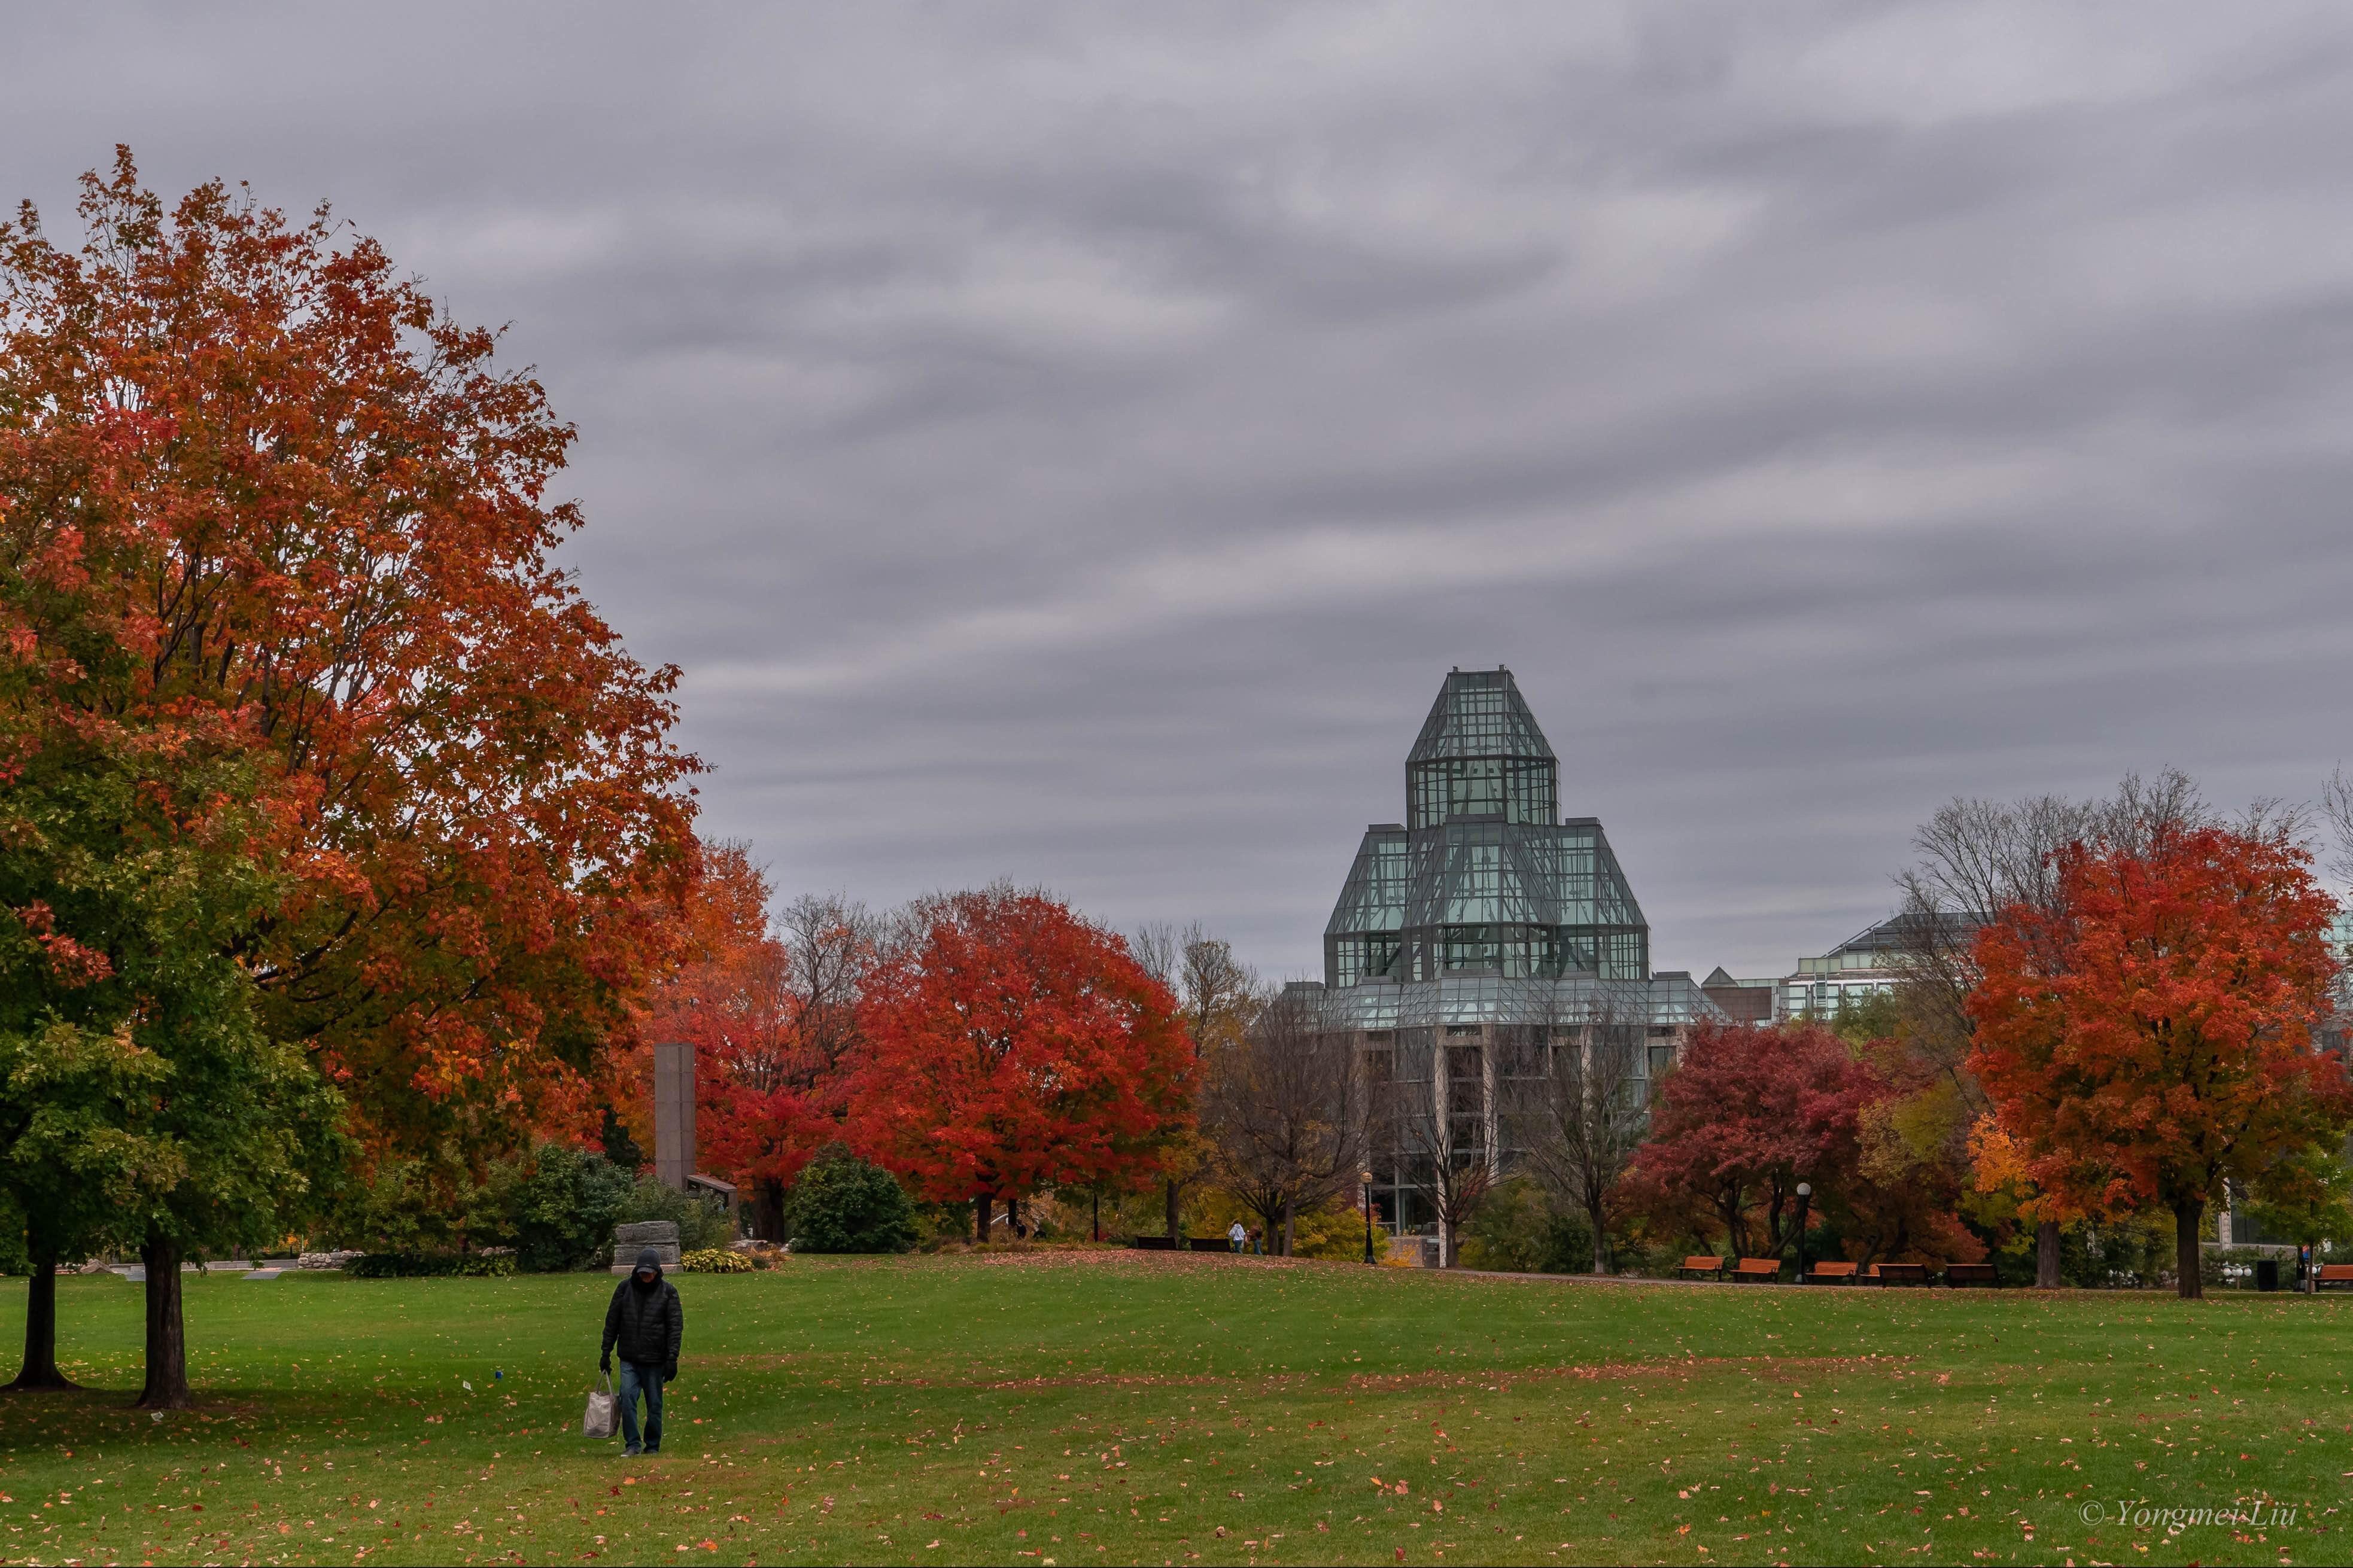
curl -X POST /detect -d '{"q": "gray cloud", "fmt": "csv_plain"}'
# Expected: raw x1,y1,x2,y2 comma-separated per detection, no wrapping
10,1,2353,979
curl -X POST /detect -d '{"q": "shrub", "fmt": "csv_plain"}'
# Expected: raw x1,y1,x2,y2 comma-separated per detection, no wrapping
500,1144,636,1272
679,1247,758,1274
348,1250,517,1279
1287,1197,1379,1261
615,1174,735,1253
789,1149,917,1254
1459,1180,1592,1274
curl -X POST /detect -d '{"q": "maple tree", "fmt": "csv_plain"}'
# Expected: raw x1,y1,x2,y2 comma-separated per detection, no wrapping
1968,824,2353,1298
0,154,695,1398
848,888,1193,1240
1622,1023,1878,1261
0,733,343,1405
640,844,873,1238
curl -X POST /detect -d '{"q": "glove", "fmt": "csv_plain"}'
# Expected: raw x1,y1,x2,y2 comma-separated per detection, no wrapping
599,1356,612,1374
664,1364,678,1384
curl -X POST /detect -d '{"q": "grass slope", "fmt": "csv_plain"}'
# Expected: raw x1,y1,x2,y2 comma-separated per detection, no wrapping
0,1253,2346,1566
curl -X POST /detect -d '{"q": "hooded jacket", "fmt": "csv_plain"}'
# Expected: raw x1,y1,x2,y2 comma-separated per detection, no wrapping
603,1247,684,1371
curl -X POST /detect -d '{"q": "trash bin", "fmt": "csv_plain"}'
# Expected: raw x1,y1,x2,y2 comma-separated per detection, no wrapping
2255,1258,2281,1292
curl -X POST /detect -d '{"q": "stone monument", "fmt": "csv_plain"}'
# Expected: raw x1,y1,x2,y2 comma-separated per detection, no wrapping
653,1040,694,1192
612,1219,682,1274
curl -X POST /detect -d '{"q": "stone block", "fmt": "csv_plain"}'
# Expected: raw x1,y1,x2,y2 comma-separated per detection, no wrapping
612,1220,682,1269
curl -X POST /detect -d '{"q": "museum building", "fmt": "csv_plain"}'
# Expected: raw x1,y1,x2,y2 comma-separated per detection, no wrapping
1293,666,1723,1236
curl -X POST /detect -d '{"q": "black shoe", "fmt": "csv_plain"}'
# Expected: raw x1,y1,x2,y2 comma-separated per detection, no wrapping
643,1445,660,1454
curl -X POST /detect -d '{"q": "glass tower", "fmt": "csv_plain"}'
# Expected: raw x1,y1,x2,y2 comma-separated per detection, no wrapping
1308,668,1722,1240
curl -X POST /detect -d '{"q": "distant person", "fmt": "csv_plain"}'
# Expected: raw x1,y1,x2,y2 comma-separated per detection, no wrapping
601,1247,684,1456
1228,1220,1246,1254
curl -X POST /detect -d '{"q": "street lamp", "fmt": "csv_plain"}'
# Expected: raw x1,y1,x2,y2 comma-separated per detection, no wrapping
1794,1182,1813,1282
1362,1171,1377,1265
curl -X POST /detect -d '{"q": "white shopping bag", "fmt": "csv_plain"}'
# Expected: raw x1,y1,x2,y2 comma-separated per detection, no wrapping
583,1372,616,1439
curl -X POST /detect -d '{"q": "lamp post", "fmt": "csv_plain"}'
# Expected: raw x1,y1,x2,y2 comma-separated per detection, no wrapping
1793,1182,1813,1283
1362,1171,1376,1265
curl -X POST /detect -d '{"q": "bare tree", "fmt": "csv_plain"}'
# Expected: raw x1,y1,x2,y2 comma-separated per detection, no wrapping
1507,1001,1647,1274
1893,768,2210,1286
1133,921,1258,1242
1372,1028,1507,1267
716,892,874,1239
1202,984,1363,1255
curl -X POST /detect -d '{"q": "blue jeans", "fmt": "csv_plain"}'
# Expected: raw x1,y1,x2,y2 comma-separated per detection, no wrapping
618,1361,664,1452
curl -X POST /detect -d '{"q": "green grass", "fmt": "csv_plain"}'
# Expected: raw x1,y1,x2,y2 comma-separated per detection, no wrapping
1,1254,2348,1566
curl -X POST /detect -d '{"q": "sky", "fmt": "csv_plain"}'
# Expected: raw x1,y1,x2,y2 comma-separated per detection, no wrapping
9,3,2353,981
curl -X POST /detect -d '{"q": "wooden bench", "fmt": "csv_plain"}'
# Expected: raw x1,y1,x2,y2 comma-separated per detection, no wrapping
1867,1262,1929,1287
1804,1261,1860,1284
1185,1236,1236,1253
1677,1255,1729,1281
1944,1262,1998,1288
1127,1235,1176,1251
1730,1257,1783,1283
2315,1263,2353,1292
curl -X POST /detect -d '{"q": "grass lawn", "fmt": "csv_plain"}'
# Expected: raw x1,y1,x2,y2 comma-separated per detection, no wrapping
1,1253,2347,1566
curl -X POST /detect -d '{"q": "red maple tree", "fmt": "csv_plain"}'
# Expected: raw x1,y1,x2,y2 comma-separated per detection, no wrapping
1622,1022,1878,1261
1968,824,2353,1298
639,846,871,1238
0,152,700,1155
848,888,1193,1240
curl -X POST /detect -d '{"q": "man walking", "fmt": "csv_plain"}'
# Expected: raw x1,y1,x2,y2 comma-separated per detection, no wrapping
601,1247,684,1456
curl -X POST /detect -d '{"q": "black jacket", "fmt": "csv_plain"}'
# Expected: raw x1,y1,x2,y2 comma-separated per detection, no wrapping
603,1249,684,1371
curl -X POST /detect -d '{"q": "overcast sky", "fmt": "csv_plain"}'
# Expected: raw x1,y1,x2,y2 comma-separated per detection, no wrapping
10,4,2353,979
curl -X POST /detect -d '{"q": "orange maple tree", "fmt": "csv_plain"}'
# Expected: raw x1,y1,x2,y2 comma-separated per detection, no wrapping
1968,824,2353,1298
0,152,699,1156
848,888,1193,1241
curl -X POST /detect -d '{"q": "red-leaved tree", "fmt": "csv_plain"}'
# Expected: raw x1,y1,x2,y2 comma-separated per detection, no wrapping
642,845,876,1239
1968,824,2353,1298
1622,1023,1877,1261
849,888,1193,1241
0,154,696,1401
0,153,699,1147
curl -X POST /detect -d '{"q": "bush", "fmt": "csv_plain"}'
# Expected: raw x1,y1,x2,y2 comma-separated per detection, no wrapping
1288,1197,1379,1261
1459,1180,1592,1274
789,1149,917,1254
500,1144,636,1272
679,1247,758,1273
615,1174,735,1254
348,1250,517,1279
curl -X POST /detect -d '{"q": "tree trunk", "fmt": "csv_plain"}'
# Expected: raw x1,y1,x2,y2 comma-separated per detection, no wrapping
2035,1219,2062,1289
1440,1215,1457,1268
974,1195,990,1246
1281,1198,1295,1258
1588,1195,1611,1276
1165,1179,1181,1244
2174,1199,2204,1301
135,1234,191,1411
753,1179,788,1244
1007,1196,1023,1240
7,1236,78,1391
1092,1189,1101,1243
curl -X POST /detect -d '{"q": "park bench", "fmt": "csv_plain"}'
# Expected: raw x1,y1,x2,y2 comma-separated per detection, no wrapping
1126,1235,1177,1251
1944,1262,1998,1288
1187,1236,1236,1253
1677,1256,1729,1280
1804,1261,1859,1284
2315,1263,2353,1292
1729,1258,1783,1283
1866,1262,1929,1287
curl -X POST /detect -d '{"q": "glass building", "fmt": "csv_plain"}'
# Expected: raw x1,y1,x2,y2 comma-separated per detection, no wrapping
1296,667,1722,1238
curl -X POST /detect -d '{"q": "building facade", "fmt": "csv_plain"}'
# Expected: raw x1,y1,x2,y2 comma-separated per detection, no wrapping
1296,668,1723,1237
